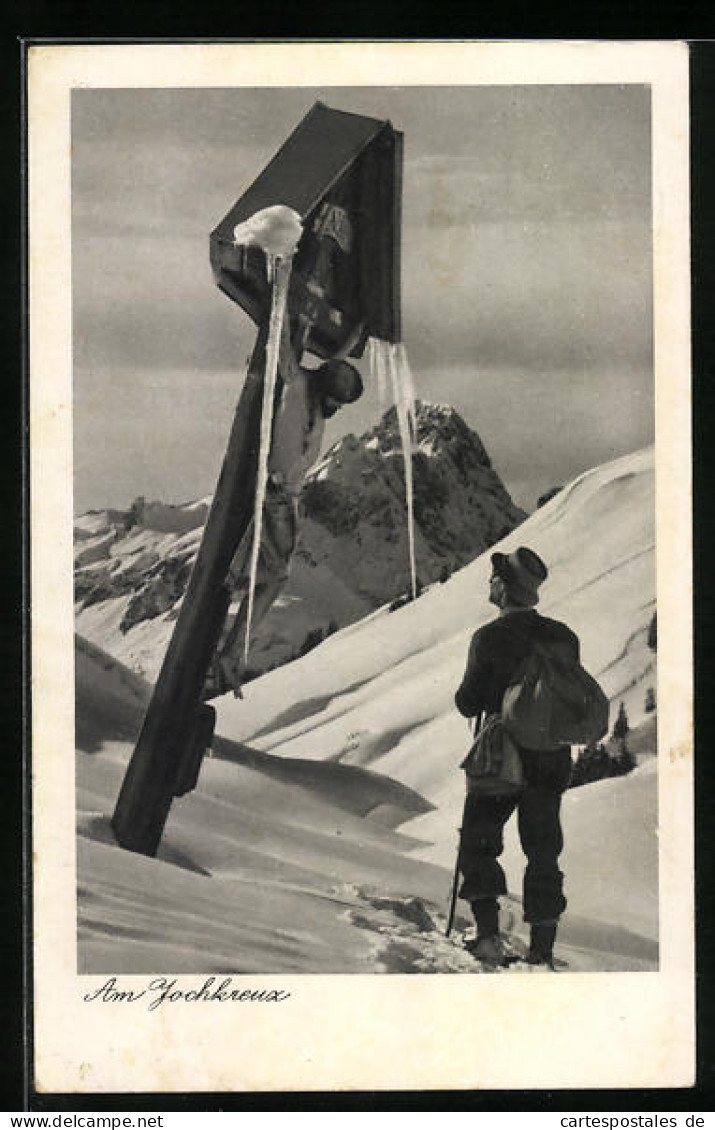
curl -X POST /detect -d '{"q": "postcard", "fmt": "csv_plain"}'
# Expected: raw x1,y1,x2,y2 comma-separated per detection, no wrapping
29,40,693,1093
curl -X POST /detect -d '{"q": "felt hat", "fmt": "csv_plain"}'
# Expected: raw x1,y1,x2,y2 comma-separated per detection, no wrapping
490,546,548,607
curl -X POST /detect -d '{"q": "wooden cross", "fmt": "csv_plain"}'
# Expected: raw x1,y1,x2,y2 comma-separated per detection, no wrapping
111,322,281,856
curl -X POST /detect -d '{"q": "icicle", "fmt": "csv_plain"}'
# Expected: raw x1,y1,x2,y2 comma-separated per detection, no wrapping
243,252,293,664
368,335,390,420
230,205,303,668
396,342,419,426
368,338,419,602
387,344,418,601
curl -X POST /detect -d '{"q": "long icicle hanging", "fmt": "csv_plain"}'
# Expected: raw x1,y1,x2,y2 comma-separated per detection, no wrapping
368,335,390,421
385,340,418,601
243,252,293,665
396,341,418,416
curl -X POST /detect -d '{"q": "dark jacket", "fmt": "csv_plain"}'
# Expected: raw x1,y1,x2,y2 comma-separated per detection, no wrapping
455,609,580,720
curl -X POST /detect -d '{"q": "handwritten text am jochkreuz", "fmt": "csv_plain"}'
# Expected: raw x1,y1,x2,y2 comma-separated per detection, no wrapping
84,976,291,1011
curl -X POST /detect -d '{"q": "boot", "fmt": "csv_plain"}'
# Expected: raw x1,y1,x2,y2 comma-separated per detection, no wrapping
526,922,557,967
466,899,509,968
466,933,510,968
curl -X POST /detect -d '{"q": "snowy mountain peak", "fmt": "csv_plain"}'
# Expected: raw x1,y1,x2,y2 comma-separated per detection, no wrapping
300,400,524,599
343,400,493,469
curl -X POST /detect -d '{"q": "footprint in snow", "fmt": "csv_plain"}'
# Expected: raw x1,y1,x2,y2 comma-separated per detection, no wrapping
348,891,565,974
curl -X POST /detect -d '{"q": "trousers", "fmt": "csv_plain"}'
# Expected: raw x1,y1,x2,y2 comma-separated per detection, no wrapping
227,477,298,589
457,746,573,923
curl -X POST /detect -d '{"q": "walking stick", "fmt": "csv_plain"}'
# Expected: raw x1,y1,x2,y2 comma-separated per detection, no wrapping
445,712,482,937
445,842,461,938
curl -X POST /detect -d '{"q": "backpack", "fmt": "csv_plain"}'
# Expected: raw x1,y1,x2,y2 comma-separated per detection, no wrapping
502,632,609,751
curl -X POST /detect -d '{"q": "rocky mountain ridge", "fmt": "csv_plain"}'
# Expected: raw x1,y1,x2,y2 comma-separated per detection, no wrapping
74,401,526,680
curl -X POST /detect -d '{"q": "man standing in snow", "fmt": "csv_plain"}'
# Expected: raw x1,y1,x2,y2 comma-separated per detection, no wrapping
204,315,364,698
454,547,578,968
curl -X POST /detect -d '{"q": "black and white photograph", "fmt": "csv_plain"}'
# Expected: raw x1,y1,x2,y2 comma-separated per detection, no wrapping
30,41,693,1092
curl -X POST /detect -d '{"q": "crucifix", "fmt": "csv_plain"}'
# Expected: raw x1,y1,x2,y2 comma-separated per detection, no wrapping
112,102,402,857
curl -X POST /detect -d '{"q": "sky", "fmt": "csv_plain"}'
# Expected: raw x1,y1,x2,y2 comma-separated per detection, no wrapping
72,84,653,514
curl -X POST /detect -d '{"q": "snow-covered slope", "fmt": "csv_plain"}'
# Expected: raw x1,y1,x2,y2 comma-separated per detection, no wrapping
212,444,658,946
77,636,455,974
77,445,657,974
218,447,656,779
